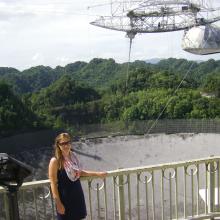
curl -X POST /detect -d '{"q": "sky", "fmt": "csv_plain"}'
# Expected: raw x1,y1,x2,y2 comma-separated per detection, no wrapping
0,0,220,71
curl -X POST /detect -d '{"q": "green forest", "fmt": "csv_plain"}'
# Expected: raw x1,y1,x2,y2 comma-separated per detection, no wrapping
0,58,220,137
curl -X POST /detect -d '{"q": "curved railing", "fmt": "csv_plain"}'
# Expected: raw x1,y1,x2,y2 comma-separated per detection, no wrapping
1,156,220,219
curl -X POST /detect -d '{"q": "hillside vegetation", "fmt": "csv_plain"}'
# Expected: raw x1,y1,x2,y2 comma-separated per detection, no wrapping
0,58,220,137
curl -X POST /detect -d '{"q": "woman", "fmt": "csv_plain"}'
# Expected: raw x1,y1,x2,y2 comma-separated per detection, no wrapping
48,133,107,220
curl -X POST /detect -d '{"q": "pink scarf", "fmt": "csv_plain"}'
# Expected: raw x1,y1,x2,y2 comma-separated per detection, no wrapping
63,152,81,182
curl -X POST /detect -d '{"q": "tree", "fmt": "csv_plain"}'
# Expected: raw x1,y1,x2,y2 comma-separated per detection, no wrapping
0,81,42,137
202,73,220,97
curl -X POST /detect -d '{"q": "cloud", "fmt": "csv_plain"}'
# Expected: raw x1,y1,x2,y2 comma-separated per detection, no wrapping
56,56,70,65
32,53,42,61
0,2,68,21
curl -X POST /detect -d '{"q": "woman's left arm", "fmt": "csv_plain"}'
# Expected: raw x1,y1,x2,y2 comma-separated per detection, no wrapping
80,170,107,178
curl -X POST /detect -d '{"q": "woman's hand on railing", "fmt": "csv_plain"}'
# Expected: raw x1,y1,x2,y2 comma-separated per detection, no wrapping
80,170,107,178
96,171,107,178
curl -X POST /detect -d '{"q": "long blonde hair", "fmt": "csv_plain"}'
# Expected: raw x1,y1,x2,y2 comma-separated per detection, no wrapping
54,133,71,170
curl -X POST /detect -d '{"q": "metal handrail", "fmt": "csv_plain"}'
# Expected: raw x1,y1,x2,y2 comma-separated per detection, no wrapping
0,156,220,220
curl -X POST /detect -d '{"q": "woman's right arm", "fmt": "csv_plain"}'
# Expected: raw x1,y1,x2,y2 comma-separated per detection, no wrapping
48,157,65,215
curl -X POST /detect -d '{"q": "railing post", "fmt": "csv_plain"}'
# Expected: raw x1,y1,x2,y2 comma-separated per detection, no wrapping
207,161,215,213
3,193,10,220
118,174,125,220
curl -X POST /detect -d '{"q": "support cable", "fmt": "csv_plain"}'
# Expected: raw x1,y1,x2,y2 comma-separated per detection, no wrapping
145,22,213,135
125,36,133,94
145,61,195,135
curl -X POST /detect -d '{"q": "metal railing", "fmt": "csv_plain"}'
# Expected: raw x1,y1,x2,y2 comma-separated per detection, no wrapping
1,156,220,220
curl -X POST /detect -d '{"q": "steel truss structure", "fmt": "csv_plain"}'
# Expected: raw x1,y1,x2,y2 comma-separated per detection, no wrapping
90,0,220,38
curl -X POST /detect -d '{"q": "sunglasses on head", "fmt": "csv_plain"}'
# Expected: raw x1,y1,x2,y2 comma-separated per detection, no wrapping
58,141,71,146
